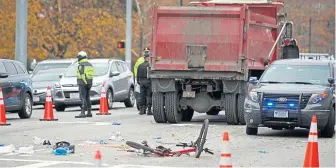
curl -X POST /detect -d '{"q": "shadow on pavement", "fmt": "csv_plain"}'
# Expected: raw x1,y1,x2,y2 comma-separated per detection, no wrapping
257,128,310,138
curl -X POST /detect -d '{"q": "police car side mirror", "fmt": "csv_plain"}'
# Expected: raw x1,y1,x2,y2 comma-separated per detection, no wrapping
110,71,120,77
59,73,64,79
328,77,334,85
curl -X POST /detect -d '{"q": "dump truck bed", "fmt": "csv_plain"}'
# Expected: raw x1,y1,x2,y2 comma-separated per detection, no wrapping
150,4,280,76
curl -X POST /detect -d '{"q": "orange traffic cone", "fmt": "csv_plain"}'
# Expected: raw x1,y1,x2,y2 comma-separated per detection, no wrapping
303,115,319,168
95,150,102,167
219,132,232,168
39,86,58,121
96,83,111,115
0,88,10,126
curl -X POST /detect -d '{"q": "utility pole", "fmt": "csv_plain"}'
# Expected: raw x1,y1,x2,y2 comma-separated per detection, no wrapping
15,0,28,68
308,17,312,53
126,0,133,69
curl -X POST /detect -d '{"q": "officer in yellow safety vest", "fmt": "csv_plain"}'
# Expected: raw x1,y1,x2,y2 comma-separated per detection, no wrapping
75,51,95,118
134,47,150,78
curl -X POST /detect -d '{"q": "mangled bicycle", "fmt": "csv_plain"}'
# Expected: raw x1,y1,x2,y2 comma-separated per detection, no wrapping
126,119,213,158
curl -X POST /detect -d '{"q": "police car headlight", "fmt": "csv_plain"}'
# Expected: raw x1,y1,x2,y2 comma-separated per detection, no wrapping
308,93,328,104
248,91,259,102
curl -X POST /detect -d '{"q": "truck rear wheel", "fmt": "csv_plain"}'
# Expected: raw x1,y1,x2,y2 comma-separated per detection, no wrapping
152,92,167,123
165,92,182,123
224,94,239,125
237,94,246,125
182,108,194,122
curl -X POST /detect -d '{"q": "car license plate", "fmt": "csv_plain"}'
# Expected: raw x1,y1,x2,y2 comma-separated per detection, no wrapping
33,96,40,102
182,91,195,98
274,110,288,118
70,93,80,99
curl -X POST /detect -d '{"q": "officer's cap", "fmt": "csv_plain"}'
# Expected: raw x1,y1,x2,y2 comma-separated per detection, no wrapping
143,47,150,52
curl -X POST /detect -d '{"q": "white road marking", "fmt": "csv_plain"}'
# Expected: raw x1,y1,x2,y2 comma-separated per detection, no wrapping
15,161,59,168
0,158,95,167
110,165,213,168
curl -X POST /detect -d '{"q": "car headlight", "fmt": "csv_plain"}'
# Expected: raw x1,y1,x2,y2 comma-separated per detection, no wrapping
248,91,259,102
92,82,103,87
34,88,47,94
54,83,61,88
308,93,328,104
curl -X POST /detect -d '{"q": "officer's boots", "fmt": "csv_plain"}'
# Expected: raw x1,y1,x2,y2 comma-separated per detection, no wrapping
75,109,86,118
147,107,152,115
139,106,146,115
86,107,92,117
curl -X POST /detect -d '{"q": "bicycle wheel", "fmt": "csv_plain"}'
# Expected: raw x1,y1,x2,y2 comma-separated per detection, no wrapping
126,141,163,155
195,119,209,158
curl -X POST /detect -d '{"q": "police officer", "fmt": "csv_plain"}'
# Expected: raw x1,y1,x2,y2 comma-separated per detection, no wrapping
134,47,150,78
134,47,150,111
75,51,95,118
137,52,152,115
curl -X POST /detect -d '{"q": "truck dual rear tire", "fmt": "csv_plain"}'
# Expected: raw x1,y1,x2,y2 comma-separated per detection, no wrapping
237,94,246,125
165,92,182,123
224,94,239,125
152,92,167,123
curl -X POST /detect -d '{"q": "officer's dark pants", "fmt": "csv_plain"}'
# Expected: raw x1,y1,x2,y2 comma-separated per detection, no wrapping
139,79,152,113
79,85,91,113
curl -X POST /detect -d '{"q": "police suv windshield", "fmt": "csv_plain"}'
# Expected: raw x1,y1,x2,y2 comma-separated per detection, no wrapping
259,64,330,86
65,62,109,77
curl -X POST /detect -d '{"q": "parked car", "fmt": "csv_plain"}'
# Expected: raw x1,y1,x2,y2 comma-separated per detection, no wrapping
0,59,33,119
53,59,135,111
244,58,335,138
30,59,76,76
32,68,68,106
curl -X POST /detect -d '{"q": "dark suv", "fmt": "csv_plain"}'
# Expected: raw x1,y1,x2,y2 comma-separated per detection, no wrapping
0,59,33,119
244,58,335,138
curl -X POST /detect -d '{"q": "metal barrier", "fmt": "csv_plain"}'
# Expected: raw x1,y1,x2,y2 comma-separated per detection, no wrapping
299,53,335,60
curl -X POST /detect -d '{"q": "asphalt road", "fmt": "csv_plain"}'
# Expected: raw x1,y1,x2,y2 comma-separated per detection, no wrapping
0,103,335,168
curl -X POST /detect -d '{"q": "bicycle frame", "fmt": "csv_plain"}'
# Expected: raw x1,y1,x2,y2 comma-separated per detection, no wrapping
155,147,196,157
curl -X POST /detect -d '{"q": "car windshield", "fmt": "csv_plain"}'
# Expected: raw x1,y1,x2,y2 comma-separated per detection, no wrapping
32,70,64,82
65,62,109,77
260,64,330,86
34,63,71,74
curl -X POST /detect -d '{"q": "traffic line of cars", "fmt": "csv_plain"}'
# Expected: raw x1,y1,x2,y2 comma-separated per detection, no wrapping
0,58,136,119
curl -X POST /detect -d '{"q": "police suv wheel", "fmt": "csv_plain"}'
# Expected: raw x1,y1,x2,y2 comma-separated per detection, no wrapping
246,126,258,135
321,107,335,138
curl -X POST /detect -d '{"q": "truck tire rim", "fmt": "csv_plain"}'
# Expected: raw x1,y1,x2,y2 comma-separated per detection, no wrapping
129,89,135,104
108,91,113,108
25,96,32,115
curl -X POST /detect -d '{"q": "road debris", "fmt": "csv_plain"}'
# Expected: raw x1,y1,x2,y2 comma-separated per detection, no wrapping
0,144,15,154
18,145,34,154
258,149,266,153
112,122,121,125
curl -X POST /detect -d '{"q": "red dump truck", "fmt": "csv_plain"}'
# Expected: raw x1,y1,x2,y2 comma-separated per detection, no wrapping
149,0,299,124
